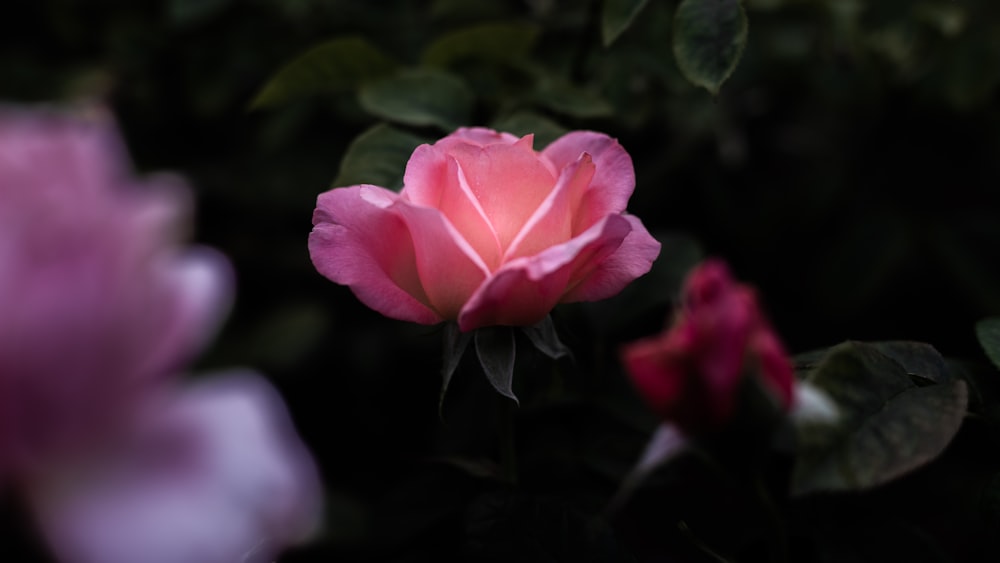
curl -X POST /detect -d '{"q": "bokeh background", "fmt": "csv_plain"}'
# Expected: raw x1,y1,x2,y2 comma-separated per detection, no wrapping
4,0,1000,561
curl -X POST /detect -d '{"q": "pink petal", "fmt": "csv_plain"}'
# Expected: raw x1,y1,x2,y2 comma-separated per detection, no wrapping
620,331,689,418
402,145,502,269
459,215,632,330
445,135,558,253
504,153,596,262
27,372,322,563
692,290,755,421
310,185,442,324
438,127,520,148
561,215,661,303
541,131,635,233
392,198,491,320
0,107,125,206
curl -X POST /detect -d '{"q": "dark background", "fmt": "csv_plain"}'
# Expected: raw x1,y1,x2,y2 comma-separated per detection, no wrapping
3,0,1000,561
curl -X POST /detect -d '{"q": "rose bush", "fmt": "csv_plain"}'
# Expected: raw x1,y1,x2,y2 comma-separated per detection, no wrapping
309,127,661,331
621,260,794,434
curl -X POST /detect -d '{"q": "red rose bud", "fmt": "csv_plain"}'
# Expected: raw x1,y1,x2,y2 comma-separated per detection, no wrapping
621,260,794,434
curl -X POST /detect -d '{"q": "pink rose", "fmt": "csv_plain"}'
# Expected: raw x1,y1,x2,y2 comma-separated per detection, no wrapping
621,260,794,434
309,127,661,331
0,107,321,563
0,107,227,476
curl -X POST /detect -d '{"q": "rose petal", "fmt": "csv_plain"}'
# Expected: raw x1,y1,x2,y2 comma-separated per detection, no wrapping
402,145,502,269
503,154,596,262
27,372,322,563
542,131,635,233
438,127,520,148
459,215,632,330
0,106,125,206
136,248,234,379
622,322,731,431
392,199,491,320
621,329,691,418
310,185,441,325
560,215,661,303
692,289,755,420
445,135,558,253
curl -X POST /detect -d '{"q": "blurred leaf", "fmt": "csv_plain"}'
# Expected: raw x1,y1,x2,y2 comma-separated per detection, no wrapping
533,77,615,118
334,123,431,190
475,327,518,403
914,2,967,37
976,318,1000,372
792,342,968,496
422,22,540,67
672,0,748,95
429,0,513,21
358,68,474,131
602,0,650,47
168,0,232,26
490,110,568,148
250,37,398,109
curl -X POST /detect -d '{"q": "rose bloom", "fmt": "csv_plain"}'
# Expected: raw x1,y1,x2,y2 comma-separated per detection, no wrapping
0,107,320,563
621,260,794,434
309,127,661,331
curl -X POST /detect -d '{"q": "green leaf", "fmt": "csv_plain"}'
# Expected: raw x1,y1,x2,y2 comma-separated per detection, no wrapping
869,341,953,385
422,22,540,67
976,318,1000,371
440,322,473,416
334,123,430,190
792,342,968,496
672,0,749,95
250,37,398,109
533,77,615,118
475,327,518,404
520,315,570,360
602,0,651,47
490,110,568,149
358,68,475,131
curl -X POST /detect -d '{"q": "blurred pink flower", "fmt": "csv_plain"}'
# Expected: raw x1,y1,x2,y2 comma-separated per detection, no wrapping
309,127,661,331
0,107,321,562
621,260,794,434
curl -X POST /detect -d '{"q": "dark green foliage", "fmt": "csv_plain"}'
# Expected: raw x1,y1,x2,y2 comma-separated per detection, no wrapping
792,342,968,495
358,68,475,131
251,37,398,109
672,0,748,94
333,123,430,190
602,0,651,47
